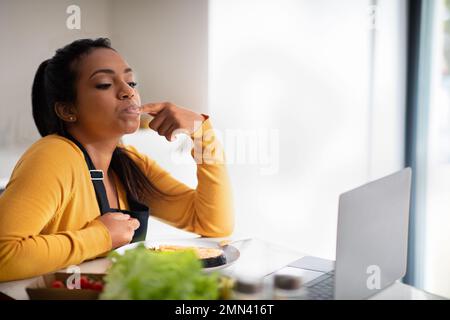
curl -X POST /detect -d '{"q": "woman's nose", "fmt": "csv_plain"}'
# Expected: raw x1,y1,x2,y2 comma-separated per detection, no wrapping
118,84,135,100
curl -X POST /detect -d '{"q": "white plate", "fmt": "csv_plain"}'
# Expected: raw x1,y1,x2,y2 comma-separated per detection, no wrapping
114,239,240,272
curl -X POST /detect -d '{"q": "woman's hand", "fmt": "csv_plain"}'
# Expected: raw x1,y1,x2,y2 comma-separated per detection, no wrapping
140,102,205,141
96,213,140,249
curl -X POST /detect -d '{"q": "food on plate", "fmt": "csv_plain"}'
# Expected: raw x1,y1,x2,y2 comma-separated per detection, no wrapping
150,245,227,268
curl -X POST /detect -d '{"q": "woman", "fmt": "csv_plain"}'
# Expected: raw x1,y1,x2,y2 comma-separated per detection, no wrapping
0,38,233,282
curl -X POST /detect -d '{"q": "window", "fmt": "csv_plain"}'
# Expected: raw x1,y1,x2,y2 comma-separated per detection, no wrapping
412,0,450,299
208,0,406,262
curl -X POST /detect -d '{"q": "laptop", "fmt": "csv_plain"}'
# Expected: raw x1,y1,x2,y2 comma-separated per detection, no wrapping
288,168,412,300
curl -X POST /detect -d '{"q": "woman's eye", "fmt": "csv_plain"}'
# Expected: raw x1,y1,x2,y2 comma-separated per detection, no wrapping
95,83,112,90
128,81,138,88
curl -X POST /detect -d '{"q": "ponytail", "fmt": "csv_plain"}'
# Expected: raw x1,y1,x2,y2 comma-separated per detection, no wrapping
31,59,62,136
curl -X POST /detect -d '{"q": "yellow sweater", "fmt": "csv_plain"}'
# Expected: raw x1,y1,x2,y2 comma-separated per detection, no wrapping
0,119,233,281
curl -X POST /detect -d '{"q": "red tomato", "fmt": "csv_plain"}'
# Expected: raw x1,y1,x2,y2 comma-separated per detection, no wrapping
51,280,64,289
80,276,90,289
91,281,104,292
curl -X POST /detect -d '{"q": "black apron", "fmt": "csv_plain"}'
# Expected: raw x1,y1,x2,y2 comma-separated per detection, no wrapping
64,133,149,243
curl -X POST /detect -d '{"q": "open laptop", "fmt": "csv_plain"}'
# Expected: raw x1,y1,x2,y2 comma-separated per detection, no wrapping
288,168,412,300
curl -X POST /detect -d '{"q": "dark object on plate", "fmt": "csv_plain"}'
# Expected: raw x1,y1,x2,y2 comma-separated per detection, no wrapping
152,245,227,268
201,251,227,268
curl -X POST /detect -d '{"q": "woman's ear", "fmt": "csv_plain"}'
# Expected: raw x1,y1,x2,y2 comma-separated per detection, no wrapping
54,102,77,122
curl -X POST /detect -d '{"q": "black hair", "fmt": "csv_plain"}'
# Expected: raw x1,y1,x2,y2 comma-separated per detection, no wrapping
31,38,166,202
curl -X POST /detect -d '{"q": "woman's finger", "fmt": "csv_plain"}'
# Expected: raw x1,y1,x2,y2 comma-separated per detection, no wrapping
164,124,177,142
139,102,167,115
129,218,140,231
107,213,130,220
148,108,169,132
158,117,175,138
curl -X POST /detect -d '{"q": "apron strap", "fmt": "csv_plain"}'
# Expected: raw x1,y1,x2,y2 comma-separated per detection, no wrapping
62,132,149,242
64,133,111,213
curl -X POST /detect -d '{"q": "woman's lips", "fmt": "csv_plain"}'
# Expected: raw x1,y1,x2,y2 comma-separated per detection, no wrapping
122,105,141,115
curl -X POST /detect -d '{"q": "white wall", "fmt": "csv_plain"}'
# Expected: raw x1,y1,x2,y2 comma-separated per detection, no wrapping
110,0,208,114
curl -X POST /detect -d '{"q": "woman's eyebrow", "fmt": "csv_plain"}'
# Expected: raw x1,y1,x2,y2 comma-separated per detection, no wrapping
89,67,133,79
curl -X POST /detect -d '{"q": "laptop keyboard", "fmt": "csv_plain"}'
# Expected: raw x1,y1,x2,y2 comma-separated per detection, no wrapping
304,270,335,300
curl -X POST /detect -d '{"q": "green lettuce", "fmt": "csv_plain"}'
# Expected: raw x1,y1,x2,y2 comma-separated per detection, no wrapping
100,244,219,300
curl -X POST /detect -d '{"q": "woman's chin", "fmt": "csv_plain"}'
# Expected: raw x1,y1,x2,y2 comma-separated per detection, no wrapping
124,124,140,135
120,119,141,135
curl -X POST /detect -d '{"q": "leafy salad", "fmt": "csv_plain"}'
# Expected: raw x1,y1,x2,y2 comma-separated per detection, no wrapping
100,244,220,300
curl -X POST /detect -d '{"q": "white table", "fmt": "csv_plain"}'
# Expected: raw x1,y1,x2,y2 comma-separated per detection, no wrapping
271,266,444,300
0,236,302,300
0,219,444,300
